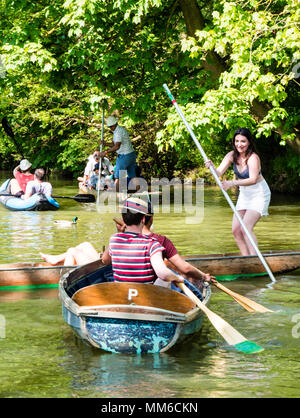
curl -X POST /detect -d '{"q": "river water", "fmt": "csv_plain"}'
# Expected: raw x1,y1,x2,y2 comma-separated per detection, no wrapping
0,172,299,398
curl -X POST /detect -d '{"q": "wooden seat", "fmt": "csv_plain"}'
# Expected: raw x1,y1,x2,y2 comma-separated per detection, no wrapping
72,282,195,314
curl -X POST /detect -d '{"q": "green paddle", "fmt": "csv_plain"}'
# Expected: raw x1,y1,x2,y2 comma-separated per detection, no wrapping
178,282,264,354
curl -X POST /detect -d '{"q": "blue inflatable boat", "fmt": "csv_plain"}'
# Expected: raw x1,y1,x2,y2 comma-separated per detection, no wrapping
0,179,59,211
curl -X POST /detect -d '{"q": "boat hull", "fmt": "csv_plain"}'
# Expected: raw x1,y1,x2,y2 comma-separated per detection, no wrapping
0,262,76,290
182,249,300,280
59,263,210,354
0,250,299,290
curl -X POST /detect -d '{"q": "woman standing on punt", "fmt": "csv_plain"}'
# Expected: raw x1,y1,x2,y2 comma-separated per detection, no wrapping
205,128,271,256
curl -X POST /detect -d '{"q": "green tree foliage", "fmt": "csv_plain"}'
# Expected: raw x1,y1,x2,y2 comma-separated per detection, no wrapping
0,0,299,190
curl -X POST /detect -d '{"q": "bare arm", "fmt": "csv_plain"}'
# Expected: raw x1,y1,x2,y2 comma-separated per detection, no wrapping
100,142,121,158
101,248,112,265
168,253,214,282
205,151,234,177
13,165,20,178
150,252,184,284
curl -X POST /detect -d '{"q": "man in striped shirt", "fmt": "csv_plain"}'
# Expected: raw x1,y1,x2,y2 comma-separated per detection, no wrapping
102,197,184,286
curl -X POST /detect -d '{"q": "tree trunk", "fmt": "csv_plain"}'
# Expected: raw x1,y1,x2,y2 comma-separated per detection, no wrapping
178,0,300,153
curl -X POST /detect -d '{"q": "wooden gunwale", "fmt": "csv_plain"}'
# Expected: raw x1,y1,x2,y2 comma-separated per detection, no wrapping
1,249,299,290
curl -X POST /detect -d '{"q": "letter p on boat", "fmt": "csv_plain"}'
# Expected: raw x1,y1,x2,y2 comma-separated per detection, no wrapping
128,288,138,301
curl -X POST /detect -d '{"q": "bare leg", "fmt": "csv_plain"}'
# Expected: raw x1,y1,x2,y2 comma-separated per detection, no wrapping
10,179,22,195
232,210,261,255
240,210,261,255
40,242,100,266
39,252,67,265
76,242,100,260
64,244,100,266
232,211,250,255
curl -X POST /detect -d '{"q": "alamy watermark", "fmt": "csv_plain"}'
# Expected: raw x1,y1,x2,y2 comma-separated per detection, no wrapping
292,313,300,339
0,314,5,339
97,173,205,224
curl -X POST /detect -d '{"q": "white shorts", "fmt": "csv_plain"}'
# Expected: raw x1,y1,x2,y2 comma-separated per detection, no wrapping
236,179,271,216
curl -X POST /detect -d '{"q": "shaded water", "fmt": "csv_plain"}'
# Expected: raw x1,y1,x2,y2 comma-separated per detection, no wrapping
0,172,299,398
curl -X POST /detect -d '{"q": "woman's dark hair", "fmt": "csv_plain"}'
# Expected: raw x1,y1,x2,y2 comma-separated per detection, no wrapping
232,128,257,164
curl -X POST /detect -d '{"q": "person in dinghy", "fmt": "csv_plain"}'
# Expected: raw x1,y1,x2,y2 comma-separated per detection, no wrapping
39,198,213,284
10,159,34,197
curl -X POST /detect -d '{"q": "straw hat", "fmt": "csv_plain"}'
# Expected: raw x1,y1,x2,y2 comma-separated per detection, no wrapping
121,197,151,215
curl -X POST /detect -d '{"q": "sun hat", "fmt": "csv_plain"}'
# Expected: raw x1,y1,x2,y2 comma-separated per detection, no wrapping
121,197,151,215
20,159,32,171
106,116,118,127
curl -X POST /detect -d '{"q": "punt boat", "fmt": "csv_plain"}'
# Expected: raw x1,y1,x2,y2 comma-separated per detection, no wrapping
59,260,211,354
0,179,59,211
179,249,300,281
0,250,299,290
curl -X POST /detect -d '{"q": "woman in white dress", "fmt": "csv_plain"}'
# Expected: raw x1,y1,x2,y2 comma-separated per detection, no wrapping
205,128,271,256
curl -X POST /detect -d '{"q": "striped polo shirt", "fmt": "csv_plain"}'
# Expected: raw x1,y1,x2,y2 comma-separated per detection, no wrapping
108,232,165,283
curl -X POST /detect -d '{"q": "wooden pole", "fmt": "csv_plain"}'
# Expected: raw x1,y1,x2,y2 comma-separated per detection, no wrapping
163,84,276,284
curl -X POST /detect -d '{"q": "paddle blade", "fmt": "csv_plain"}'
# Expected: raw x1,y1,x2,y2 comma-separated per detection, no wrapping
179,283,264,354
73,194,96,203
213,281,273,313
235,341,264,354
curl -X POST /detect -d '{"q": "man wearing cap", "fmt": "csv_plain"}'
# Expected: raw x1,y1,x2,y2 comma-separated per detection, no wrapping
102,197,184,286
10,159,34,197
99,116,137,192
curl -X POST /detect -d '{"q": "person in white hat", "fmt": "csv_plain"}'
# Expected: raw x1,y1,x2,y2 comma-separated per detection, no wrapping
99,116,137,192
10,159,34,197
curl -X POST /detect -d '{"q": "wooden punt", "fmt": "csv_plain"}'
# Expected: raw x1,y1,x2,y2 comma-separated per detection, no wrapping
0,262,77,290
180,249,300,281
59,261,211,354
0,249,299,291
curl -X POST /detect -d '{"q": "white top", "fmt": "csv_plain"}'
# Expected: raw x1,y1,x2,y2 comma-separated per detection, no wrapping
25,180,52,196
113,125,134,155
84,156,98,178
100,157,114,176
84,156,113,178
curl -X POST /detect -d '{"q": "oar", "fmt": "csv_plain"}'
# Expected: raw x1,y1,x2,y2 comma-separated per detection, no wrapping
178,282,264,353
53,194,95,203
1,117,24,157
163,84,276,285
211,280,273,313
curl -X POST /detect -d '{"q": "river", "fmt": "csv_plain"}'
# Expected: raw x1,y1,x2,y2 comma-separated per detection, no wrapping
0,172,299,398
